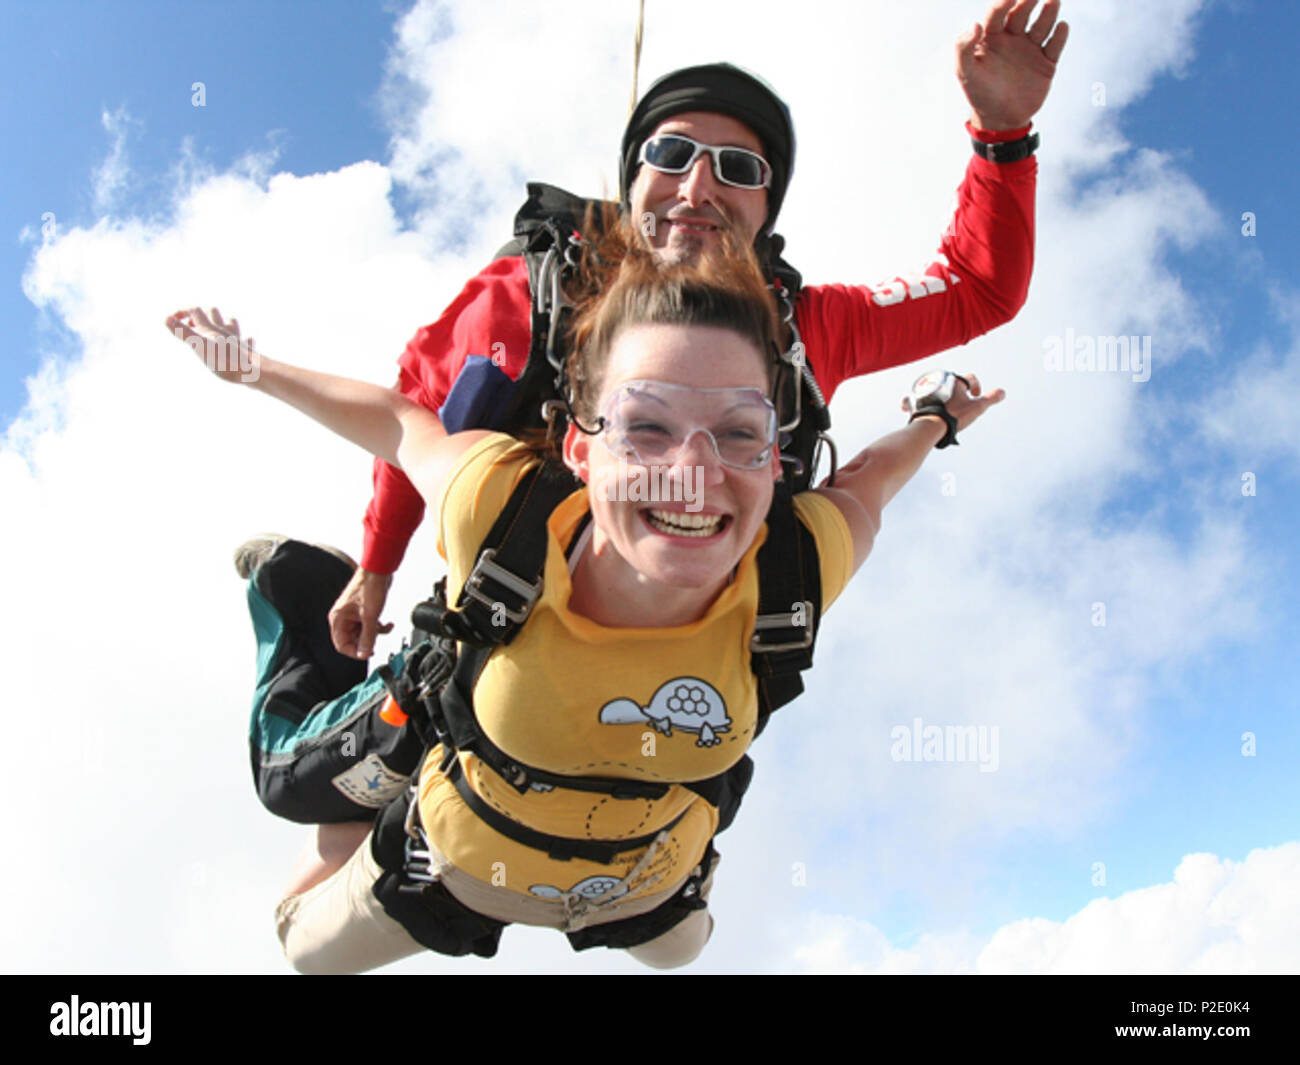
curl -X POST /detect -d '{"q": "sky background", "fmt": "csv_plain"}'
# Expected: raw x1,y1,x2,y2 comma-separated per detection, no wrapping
2,0,1296,974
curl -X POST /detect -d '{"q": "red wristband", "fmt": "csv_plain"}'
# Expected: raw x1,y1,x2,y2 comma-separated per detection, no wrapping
966,120,1033,143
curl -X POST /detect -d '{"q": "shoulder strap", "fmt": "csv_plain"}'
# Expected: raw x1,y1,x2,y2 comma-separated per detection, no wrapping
756,230,803,298
432,460,581,647
749,479,822,734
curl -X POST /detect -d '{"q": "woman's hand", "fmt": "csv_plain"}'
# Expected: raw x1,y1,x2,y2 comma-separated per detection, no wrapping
940,372,1006,433
901,372,1005,436
165,306,262,385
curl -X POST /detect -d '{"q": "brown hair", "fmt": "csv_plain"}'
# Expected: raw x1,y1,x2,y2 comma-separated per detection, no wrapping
564,206,783,425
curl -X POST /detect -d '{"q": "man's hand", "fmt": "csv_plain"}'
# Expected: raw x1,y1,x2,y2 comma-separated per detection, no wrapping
957,0,1069,131
329,567,395,659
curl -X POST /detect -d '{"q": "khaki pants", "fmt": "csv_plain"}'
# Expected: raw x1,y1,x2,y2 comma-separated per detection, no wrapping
275,835,715,973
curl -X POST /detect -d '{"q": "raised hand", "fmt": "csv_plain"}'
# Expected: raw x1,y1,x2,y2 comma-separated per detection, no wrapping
957,0,1069,131
165,306,261,384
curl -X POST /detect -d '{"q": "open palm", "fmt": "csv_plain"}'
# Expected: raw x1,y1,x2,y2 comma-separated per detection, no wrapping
957,0,1069,131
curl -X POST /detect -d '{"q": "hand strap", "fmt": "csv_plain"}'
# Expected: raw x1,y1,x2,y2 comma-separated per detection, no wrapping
910,406,959,449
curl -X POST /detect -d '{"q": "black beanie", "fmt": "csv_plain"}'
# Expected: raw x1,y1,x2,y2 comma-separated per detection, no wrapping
620,63,795,235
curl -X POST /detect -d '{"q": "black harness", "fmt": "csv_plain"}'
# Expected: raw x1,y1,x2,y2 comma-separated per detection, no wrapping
379,458,822,868
369,183,836,953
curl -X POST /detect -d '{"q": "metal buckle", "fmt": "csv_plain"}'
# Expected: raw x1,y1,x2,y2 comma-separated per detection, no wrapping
774,285,804,435
403,830,436,884
750,601,815,654
462,548,543,624
402,788,437,884
402,787,423,841
815,430,839,488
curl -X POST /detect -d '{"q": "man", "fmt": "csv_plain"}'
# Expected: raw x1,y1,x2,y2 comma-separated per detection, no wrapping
329,0,1068,661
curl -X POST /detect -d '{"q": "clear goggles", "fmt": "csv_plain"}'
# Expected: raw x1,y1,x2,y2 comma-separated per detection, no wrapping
638,134,773,190
599,380,778,470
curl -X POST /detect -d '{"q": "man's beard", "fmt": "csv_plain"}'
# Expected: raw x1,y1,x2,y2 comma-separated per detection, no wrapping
658,227,709,265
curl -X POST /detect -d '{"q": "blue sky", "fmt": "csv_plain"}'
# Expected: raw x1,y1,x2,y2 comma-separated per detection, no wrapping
3,0,1296,974
2,0,394,424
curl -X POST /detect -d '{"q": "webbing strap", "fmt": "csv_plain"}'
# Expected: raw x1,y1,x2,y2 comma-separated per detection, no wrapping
446,757,686,863
750,481,822,733
443,463,581,646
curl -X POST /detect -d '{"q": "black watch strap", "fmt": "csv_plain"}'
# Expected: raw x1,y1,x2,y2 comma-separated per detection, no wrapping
971,131,1040,163
911,406,959,449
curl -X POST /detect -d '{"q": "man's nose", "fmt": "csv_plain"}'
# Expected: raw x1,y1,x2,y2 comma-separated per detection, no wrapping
678,152,719,206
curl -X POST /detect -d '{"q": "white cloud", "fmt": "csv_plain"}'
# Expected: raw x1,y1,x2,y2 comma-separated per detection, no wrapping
93,107,140,212
979,843,1300,974
1198,290,1300,469
786,842,1300,974
3,0,1288,974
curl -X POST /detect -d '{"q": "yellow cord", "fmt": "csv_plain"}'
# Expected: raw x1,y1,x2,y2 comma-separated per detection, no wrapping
629,0,645,117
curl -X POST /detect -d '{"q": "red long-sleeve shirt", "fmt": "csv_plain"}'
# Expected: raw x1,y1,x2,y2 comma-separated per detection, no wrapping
361,138,1036,574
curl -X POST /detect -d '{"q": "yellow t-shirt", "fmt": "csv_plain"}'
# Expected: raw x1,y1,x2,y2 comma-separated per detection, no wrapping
418,434,853,911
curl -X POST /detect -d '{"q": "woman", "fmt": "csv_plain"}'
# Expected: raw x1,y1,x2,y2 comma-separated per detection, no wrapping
166,242,1003,972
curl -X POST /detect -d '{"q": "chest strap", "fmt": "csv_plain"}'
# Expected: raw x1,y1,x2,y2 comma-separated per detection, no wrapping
445,756,688,863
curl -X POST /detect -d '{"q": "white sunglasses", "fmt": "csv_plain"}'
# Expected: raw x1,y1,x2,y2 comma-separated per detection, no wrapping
638,134,773,190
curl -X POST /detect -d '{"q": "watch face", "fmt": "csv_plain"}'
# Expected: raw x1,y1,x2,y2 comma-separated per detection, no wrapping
912,370,949,404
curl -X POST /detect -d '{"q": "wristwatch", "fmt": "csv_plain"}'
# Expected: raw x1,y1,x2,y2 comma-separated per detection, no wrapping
971,131,1040,163
908,370,969,449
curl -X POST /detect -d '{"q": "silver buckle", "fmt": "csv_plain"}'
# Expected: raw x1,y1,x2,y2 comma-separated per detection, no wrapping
402,788,436,883
403,830,436,884
750,601,815,654
463,548,543,624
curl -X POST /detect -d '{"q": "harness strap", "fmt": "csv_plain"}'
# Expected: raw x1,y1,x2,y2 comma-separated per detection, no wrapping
442,463,581,646
446,756,688,863
750,478,822,735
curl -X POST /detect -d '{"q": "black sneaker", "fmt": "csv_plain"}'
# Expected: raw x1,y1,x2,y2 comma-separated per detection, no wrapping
233,535,357,580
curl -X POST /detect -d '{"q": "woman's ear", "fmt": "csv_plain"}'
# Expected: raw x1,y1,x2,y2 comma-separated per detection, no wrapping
562,421,590,483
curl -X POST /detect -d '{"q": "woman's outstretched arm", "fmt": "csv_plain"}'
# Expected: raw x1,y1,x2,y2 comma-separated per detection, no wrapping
165,307,489,502
815,371,1005,574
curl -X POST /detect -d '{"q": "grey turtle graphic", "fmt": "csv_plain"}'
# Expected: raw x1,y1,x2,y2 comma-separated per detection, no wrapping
598,676,730,747
530,876,627,901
